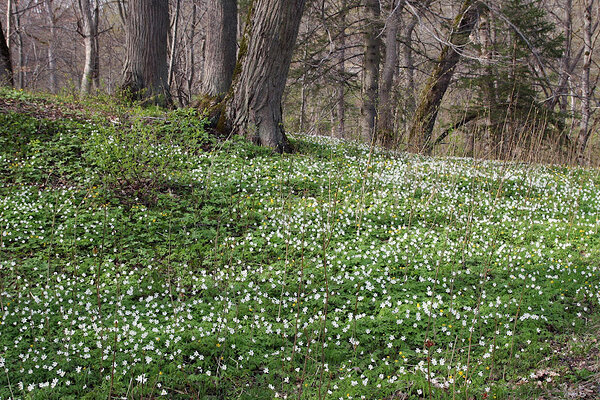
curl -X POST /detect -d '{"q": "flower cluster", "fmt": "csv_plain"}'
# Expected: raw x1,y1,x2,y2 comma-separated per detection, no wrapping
1,134,598,399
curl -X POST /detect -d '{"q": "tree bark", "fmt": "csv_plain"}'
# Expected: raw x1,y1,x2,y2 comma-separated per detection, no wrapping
116,0,127,27
0,18,12,86
577,0,594,164
121,0,171,106
403,13,418,117
360,0,381,142
300,49,307,132
79,0,99,95
45,0,56,93
12,0,24,88
545,0,583,137
558,0,573,114
223,0,306,152
167,0,181,88
479,10,496,157
184,0,197,105
5,0,11,49
201,0,237,101
335,0,346,139
410,0,480,154
378,0,401,146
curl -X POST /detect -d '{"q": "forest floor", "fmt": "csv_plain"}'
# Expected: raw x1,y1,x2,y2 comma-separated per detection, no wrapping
1,88,600,399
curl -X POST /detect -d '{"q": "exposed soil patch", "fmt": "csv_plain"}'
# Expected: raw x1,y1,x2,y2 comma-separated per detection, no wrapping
0,95,86,121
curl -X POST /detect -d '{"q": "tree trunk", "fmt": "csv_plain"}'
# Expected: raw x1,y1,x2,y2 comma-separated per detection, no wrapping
335,0,346,139
12,0,24,88
403,13,418,137
5,0,11,49
410,0,479,154
577,0,594,164
378,0,401,147
479,11,497,157
223,0,306,152
184,1,197,105
558,0,573,114
330,98,336,137
167,0,181,88
0,18,12,86
402,0,431,138
79,0,100,95
201,0,237,102
360,0,381,142
44,0,57,93
545,0,583,146
92,9,99,90
300,60,307,132
121,0,171,106
116,0,127,27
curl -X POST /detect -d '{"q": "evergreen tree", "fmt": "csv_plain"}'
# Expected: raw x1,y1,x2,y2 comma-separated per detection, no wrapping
463,0,564,157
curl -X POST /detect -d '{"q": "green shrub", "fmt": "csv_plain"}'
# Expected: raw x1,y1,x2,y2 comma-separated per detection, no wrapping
83,108,211,204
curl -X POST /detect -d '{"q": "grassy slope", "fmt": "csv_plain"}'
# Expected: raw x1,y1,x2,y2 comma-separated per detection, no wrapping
0,89,599,399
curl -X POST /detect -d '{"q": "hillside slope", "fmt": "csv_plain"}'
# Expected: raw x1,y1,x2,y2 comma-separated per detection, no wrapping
1,90,600,399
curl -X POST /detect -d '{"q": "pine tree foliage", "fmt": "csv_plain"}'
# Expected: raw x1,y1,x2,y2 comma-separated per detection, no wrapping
460,0,565,155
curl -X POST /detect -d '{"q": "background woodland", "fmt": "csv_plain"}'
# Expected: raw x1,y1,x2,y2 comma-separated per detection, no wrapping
0,0,599,165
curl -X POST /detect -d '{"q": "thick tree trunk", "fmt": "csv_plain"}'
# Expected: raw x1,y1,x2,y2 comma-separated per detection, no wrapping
378,1,401,146
0,18,12,86
410,0,479,154
577,0,594,164
121,0,171,107
201,0,237,101
360,0,381,142
223,0,306,152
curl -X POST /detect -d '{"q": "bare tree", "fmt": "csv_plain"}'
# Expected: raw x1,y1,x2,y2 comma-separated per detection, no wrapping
360,0,381,142
0,17,12,86
479,9,495,157
184,0,198,104
554,0,574,113
335,0,347,138
378,0,401,146
121,0,170,106
409,0,480,153
11,0,25,88
576,0,595,163
44,0,57,93
5,0,11,48
167,0,180,88
78,0,99,95
402,6,419,118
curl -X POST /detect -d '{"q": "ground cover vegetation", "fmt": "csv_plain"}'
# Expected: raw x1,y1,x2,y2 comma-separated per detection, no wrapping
1,89,600,399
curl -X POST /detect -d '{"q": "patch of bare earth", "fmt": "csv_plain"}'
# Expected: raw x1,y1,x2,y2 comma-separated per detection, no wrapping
0,95,86,121
515,328,600,399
